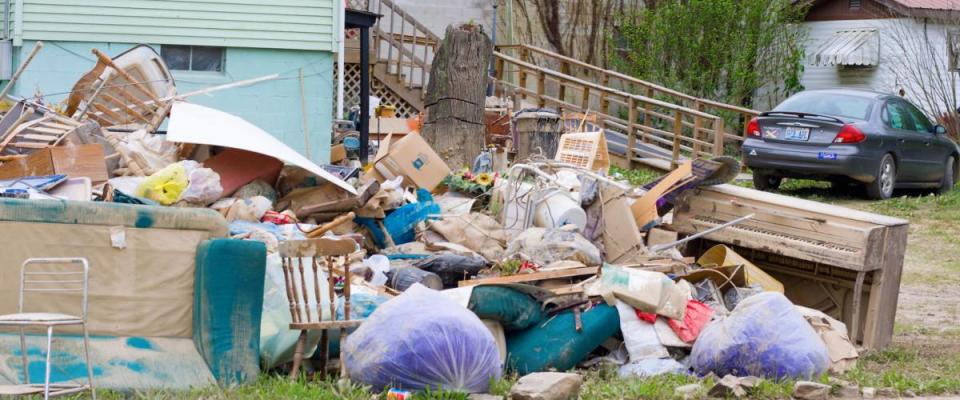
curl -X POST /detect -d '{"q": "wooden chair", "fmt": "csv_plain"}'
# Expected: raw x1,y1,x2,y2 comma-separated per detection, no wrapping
0,258,95,400
279,238,362,379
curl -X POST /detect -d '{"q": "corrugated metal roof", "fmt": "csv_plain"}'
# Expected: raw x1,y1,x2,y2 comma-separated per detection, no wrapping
810,28,880,67
889,0,960,10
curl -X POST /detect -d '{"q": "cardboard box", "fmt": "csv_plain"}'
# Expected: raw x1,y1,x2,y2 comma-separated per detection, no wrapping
365,132,450,191
0,144,108,183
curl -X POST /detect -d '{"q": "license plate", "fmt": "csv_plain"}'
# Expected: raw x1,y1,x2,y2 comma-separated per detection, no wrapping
785,127,810,141
818,152,837,160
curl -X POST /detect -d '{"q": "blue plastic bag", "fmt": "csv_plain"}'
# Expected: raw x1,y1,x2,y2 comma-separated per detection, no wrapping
690,292,829,380
343,285,501,392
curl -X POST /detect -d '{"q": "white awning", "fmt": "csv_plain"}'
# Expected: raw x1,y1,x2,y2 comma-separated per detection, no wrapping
810,29,880,67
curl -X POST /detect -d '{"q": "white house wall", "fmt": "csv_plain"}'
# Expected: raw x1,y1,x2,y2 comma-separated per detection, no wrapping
801,18,959,115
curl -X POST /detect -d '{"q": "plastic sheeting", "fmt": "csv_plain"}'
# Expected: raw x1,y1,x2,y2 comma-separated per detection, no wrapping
691,292,830,380
343,285,501,392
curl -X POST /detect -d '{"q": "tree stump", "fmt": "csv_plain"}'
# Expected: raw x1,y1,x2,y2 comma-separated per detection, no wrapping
420,24,493,170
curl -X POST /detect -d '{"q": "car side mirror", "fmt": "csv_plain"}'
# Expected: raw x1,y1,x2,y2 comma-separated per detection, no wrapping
933,124,948,135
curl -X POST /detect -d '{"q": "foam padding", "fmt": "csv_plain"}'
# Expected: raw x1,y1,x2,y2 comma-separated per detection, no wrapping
194,239,267,386
506,303,619,374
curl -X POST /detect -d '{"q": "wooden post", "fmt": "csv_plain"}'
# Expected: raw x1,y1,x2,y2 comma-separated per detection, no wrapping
599,73,610,116
0,41,43,101
693,101,702,159
627,97,637,168
397,15,406,80
642,87,653,144
581,86,590,111
559,61,570,102
713,117,725,156
672,110,683,169
536,70,546,108
420,24,493,169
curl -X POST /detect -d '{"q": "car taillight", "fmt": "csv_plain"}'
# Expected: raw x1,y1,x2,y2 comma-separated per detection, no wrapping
747,117,760,137
833,124,865,144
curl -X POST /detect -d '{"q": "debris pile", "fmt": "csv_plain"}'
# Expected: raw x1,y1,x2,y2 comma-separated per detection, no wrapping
0,42,898,396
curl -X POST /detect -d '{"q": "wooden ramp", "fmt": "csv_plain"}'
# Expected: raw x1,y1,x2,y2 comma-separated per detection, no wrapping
493,44,762,170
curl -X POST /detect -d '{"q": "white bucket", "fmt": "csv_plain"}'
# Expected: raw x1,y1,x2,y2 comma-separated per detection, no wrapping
534,189,586,231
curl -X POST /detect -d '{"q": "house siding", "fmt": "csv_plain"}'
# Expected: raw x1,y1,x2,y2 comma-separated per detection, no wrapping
13,0,337,51
11,41,335,163
800,18,960,116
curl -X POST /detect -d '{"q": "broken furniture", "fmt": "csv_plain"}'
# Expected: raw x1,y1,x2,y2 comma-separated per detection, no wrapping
670,184,907,349
0,258,95,399
65,45,176,131
0,102,87,156
280,238,361,379
0,199,266,390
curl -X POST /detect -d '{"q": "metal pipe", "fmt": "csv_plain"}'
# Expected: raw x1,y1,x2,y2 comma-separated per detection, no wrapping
336,0,346,120
649,214,755,253
359,26,371,163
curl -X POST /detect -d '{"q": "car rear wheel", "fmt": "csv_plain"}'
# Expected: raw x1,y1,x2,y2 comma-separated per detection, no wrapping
938,156,956,195
753,172,782,191
866,154,895,200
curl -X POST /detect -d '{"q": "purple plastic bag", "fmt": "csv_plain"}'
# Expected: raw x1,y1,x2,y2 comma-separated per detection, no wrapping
343,285,502,392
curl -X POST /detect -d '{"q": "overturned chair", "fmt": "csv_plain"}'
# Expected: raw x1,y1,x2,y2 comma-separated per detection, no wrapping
280,237,362,379
0,258,95,399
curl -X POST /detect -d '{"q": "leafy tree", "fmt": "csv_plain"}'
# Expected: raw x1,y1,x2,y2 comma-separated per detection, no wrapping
611,0,809,110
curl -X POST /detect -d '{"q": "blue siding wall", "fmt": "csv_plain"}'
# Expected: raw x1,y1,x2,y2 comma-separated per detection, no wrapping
9,41,334,162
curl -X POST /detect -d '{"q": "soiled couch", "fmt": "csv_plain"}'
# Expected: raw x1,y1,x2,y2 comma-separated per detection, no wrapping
0,198,266,390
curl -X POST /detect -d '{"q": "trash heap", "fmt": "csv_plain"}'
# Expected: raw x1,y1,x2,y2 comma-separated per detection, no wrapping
0,43,861,395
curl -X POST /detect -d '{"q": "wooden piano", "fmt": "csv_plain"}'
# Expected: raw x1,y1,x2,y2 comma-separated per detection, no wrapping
670,184,908,349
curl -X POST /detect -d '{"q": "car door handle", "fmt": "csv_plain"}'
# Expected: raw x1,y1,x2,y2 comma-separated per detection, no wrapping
897,138,906,143
925,141,931,146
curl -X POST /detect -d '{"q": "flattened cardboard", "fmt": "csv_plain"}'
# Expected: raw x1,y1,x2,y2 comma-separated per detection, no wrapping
601,184,647,264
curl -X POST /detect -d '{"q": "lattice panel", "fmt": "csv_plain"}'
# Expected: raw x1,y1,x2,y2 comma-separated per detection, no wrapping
334,63,418,119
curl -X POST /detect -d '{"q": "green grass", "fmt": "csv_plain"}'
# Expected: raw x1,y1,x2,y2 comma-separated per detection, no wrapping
610,166,661,187
841,347,960,395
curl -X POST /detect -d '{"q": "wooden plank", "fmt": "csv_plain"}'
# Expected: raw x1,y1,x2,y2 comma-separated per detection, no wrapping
9,142,50,149
862,224,907,348
458,267,599,287
25,127,67,136
16,133,59,142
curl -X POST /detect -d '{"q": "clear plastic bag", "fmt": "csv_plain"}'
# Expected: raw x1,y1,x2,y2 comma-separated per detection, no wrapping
343,284,501,392
179,160,223,205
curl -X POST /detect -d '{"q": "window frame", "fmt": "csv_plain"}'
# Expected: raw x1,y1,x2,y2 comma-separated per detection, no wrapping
160,45,225,73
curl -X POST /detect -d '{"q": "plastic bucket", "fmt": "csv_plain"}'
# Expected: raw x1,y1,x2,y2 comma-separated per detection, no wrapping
533,189,586,231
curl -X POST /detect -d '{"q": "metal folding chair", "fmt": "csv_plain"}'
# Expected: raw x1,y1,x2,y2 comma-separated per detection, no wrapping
0,258,95,399
279,238,362,379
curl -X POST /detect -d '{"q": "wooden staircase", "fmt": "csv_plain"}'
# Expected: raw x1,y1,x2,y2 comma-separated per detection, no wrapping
492,44,762,169
347,0,438,115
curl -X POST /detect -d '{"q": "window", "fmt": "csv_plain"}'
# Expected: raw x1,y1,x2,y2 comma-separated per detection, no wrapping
904,101,933,133
774,92,874,121
849,0,861,10
161,45,224,72
883,100,917,131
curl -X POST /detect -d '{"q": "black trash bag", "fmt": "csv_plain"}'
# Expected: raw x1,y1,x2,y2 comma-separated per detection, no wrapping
413,253,488,288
